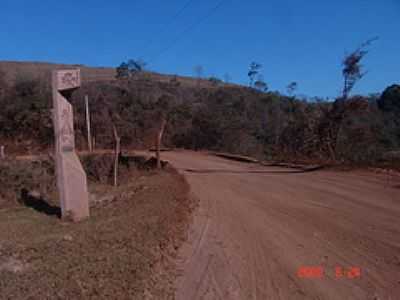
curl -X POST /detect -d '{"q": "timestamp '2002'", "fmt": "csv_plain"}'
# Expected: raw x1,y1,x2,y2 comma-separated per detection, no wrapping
297,266,361,279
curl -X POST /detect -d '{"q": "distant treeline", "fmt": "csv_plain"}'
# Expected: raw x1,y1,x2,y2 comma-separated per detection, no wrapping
0,70,399,165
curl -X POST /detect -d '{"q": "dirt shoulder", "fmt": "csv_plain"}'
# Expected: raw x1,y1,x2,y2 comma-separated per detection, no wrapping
0,156,196,299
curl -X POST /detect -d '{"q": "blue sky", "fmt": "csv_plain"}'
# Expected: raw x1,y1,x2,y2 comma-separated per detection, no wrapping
1,0,399,97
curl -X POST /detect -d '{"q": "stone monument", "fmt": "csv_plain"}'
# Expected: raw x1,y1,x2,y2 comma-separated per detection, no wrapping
52,69,89,222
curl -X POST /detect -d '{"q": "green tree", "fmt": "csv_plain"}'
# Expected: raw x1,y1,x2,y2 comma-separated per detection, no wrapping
0,69,7,98
287,82,298,96
208,76,222,87
127,59,146,73
116,62,129,79
116,59,147,79
378,84,400,113
378,84,400,148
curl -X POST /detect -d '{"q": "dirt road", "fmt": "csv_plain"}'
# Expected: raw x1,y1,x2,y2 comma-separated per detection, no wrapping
162,151,400,300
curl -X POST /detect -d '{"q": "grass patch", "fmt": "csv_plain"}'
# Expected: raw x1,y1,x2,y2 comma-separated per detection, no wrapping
0,155,196,299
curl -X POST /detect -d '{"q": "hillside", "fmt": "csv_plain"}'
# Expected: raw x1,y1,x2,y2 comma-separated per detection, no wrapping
0,61,115,83
0,61,222,88
0,60,399,166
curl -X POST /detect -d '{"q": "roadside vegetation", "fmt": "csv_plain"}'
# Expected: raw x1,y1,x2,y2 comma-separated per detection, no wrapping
0,40,399,166
0,70,398,166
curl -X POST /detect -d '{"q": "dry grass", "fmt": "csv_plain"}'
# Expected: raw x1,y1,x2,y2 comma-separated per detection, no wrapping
0,155,196,299
0,60,230,88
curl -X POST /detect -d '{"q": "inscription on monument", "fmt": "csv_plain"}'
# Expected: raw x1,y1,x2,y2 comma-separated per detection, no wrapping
57,70,81,91
59,105,75,151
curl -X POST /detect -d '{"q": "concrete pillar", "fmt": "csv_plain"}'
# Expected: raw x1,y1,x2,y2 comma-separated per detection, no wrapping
52,69,89,222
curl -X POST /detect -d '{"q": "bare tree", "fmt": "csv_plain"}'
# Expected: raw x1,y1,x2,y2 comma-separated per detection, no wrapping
342,37,378,99
194,65,204,87
248,62,262,87
319,37,379,162
194,65,204,78
254,75,268,92
224,73,231,83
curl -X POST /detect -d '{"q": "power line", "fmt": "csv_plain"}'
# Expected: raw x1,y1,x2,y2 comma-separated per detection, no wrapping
142,0,197,53
148,0,228,64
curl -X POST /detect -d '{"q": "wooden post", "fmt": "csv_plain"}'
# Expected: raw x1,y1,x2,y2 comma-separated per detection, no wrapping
113,125,121,187
156,118,167,169
85,95,93,152
0,146,5,159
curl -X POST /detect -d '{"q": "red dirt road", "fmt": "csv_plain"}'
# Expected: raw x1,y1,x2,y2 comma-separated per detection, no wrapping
162,151,400,300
